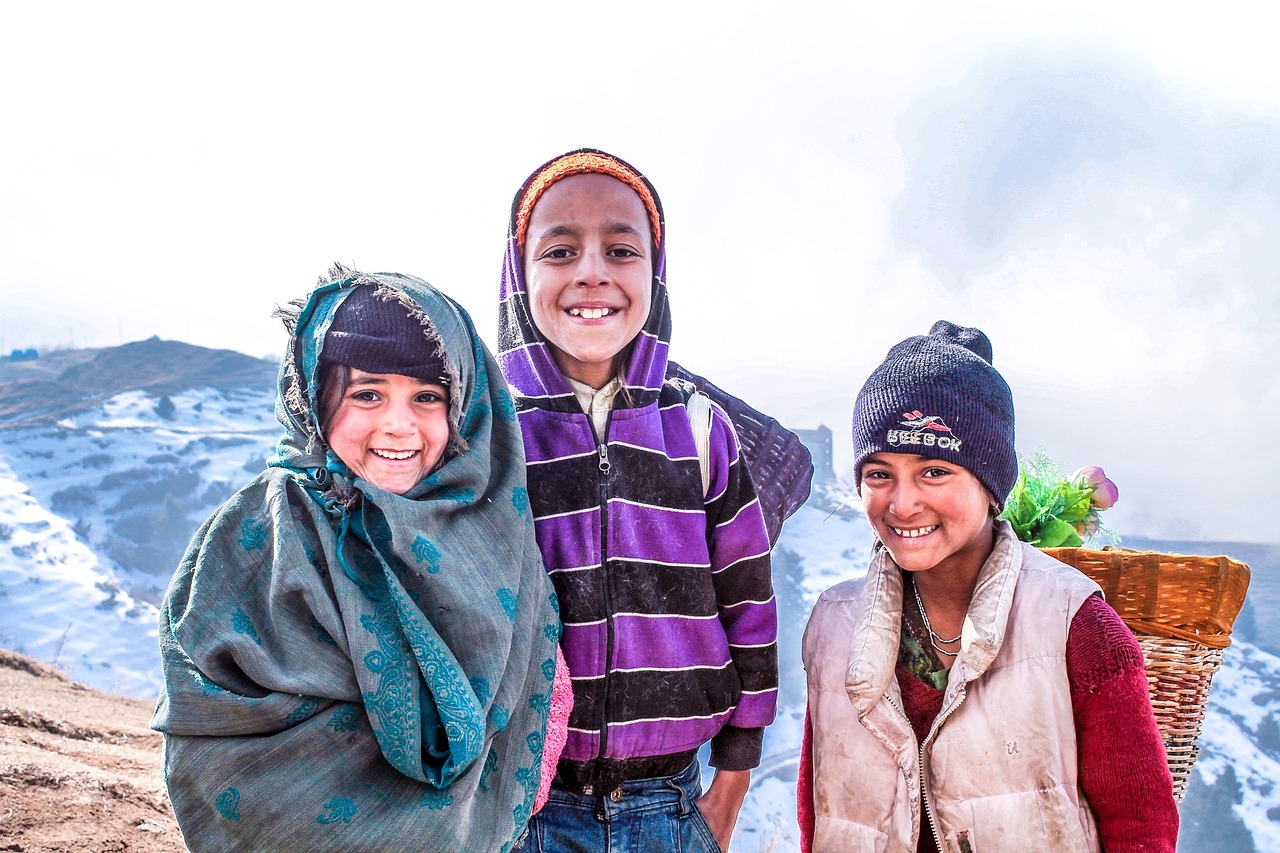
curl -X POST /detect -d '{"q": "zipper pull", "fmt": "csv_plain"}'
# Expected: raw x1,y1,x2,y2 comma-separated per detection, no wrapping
598,444,611,473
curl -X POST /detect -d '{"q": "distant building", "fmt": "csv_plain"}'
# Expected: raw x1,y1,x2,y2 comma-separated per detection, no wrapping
7,348,39,362
794,424,835,483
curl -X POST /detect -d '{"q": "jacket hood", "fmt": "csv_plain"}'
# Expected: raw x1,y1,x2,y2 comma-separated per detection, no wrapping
497,148,673,410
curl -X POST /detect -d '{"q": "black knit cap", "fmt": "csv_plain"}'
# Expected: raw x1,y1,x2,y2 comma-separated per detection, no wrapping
852,320,1016,506
322,285,448,384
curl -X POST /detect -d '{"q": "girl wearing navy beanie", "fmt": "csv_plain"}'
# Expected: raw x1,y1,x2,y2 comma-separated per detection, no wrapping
798,321,1178,853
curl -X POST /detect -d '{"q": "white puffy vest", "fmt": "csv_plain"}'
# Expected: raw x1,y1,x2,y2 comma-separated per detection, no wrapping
802,522,1102,853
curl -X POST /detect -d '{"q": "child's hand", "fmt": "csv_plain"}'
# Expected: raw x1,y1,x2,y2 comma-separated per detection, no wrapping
697,768,750,852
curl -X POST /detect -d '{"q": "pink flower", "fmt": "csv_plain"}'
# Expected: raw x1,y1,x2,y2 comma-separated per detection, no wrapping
1073,517,1101,537
1072,465,1119,510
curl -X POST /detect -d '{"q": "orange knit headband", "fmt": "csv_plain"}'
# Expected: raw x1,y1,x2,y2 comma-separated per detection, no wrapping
515,151,662,251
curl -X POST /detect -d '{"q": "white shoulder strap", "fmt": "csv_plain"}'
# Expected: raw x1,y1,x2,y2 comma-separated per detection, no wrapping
685,390,713,498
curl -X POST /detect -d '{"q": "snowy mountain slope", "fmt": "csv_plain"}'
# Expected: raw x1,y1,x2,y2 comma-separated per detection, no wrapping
0,383,279,700
781,501,876,601
0,454,162,698
1,341,1276,849
732,499,874,853
1192,641,1280,851
1,385,279,605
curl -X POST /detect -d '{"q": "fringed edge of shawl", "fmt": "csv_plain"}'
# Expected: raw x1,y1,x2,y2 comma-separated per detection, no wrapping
271,264,470,482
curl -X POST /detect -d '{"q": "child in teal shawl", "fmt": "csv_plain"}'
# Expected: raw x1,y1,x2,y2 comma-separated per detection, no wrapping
152,266,564,853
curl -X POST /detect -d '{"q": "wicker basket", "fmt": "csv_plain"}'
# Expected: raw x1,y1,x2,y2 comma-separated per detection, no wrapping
669,362,814,545
1043,547,1251,801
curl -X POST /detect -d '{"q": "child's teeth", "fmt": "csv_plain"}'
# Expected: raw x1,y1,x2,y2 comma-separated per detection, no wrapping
373,449,416,460
570,307,611,319
893,525,938,538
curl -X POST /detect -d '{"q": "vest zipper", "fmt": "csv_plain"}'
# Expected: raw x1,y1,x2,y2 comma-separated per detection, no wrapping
918,676,966,850
882,689,937,849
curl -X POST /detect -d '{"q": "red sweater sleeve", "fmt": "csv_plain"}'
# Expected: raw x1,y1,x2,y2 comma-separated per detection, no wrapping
1068,594,1179,852
798,711,815,853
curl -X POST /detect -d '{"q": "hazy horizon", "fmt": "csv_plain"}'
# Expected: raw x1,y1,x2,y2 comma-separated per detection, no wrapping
3,3,1276,545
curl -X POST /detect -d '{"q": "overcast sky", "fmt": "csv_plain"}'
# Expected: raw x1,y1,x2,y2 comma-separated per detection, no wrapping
2,3,1276,544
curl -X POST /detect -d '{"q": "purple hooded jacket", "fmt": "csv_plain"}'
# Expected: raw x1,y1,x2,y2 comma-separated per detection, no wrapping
497,150,779,792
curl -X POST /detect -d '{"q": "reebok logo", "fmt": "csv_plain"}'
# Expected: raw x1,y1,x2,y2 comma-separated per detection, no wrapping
887,410,963,451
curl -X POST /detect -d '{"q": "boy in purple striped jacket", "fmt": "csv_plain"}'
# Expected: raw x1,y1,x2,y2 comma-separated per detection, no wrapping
498,149,778,853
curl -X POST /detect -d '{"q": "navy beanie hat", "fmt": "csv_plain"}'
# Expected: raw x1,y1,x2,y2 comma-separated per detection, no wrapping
322,285,448,385
852,320,1017,507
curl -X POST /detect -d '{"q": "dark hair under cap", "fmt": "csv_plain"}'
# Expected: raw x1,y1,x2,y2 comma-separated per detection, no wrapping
322,285,448,384
852,320,1017,507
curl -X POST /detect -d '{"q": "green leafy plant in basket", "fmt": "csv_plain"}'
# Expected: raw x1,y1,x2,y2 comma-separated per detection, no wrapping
999,450,1119,548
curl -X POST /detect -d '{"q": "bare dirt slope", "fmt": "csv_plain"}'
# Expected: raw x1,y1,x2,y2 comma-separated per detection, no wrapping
0,649,185,852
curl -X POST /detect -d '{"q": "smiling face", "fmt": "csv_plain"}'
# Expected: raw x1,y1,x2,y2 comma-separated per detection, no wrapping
522,172,653,389
322,368,450,495
860,452,996,581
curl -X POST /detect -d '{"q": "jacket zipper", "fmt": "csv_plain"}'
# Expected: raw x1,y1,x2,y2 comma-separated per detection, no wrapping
595,413,615,773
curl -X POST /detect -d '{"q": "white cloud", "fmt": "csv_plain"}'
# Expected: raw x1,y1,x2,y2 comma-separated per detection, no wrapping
882,50,1280,543
1,4,1277,542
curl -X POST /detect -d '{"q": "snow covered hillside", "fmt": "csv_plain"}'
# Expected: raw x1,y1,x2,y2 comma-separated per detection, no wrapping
727,497,875,853
0,340,279,698
0,455,162,697
2,386,279,598
1184,641,1280,851
1,340,1276,850
0,385,279,698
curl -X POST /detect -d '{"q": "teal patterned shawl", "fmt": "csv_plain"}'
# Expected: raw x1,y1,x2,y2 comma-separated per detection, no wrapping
152,270,560,852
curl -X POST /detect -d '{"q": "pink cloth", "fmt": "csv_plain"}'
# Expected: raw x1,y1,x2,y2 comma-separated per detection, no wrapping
534,646,573,814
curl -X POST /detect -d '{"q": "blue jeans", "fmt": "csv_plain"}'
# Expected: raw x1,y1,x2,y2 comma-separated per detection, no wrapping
516,760,722,853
